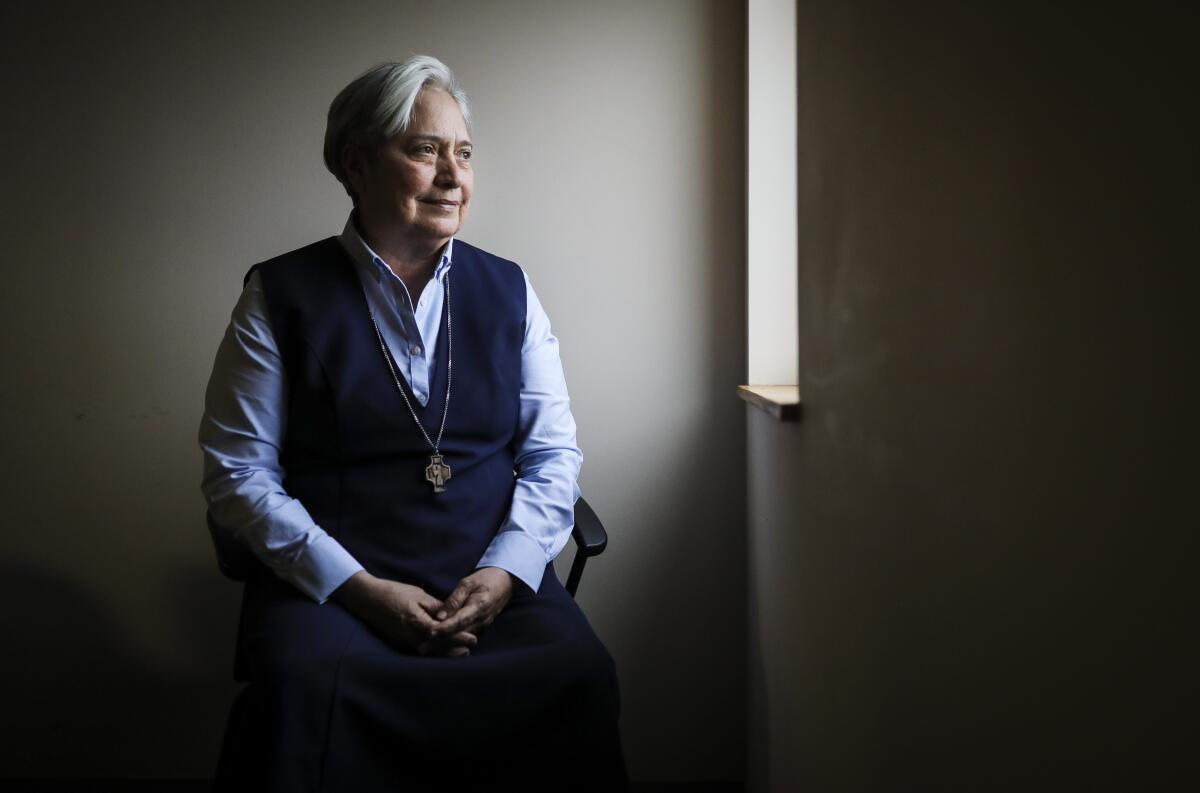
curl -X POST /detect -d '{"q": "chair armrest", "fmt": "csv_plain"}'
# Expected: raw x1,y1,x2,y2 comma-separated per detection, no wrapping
571,496,608,558
566,496,608,597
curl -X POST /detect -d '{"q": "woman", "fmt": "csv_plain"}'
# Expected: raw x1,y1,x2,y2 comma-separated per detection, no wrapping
199,55,628,791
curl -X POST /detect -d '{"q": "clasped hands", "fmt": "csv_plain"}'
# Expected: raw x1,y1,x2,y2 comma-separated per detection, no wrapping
333,567,513,657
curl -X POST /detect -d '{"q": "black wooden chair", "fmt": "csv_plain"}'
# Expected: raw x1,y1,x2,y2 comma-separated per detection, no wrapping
208,496,608,597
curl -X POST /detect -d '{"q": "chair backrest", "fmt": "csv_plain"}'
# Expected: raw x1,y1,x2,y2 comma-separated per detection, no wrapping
207,512,255,582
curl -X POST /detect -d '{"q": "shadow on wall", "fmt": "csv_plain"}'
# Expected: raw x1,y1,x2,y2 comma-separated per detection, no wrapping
0,559,242,779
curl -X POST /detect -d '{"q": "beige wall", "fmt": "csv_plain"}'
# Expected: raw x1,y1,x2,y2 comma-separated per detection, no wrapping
748,2,1193,791
0,0,745,782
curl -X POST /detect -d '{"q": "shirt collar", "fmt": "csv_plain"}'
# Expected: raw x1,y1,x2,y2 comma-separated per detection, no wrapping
337,213,454,285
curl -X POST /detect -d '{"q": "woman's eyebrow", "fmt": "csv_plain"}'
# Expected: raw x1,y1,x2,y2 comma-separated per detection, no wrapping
407,133,472,147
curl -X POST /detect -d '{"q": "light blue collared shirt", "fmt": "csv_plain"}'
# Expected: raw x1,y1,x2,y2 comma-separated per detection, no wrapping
199,217,582,603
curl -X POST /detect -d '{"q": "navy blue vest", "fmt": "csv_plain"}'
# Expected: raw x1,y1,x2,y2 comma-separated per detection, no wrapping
252,237,527,599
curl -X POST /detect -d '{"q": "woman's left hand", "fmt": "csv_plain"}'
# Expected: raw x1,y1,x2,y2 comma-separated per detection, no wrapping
433,567,514,636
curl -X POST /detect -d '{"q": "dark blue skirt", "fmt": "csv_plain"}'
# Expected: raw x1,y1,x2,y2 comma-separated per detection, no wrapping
215,565,628,792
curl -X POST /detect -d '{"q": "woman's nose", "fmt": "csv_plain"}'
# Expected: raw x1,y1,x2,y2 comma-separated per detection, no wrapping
435,154,462,187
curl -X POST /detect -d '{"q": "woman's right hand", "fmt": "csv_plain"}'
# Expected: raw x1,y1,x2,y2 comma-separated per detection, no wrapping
332,571,478,657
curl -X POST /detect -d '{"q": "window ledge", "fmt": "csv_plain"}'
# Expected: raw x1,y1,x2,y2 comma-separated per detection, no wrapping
737,385,801,422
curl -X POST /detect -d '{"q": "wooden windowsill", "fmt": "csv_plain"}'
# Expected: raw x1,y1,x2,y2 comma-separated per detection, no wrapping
737,385,802,421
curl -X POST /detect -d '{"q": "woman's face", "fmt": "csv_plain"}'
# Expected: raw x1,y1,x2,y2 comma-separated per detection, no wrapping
350,88,473,247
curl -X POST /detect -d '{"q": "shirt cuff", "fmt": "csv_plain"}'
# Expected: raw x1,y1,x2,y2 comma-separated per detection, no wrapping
287,534,365,604
476,530,550,593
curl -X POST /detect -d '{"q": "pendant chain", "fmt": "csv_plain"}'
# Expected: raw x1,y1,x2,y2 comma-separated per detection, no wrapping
370,273,452,455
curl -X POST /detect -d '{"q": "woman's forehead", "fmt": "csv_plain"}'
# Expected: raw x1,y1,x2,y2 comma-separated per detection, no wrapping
409,89,469,134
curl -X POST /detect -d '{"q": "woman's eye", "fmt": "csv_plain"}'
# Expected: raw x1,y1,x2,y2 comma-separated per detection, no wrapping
414,144,435,156
459,149,473,161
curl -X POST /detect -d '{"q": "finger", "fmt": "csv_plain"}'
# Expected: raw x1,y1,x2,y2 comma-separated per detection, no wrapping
407,606,440,636
420,631,475,657
427,630,477,651
450,630,478,647
446,646,471,658
437,582,475,621
437,598,485,635
419,598,444,620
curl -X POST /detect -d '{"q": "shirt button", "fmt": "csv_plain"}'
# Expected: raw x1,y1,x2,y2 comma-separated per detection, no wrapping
410,344,422,356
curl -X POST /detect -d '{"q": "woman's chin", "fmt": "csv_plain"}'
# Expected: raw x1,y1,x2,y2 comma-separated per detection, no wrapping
416,217,464,240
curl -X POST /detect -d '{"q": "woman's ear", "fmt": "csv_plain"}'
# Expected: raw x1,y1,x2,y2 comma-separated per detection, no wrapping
341,143,368,197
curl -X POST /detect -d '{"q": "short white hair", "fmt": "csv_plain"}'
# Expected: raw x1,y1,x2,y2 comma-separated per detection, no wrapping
323,55,471,202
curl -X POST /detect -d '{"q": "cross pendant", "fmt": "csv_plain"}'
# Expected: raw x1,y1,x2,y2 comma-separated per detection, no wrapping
425,454,452,493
